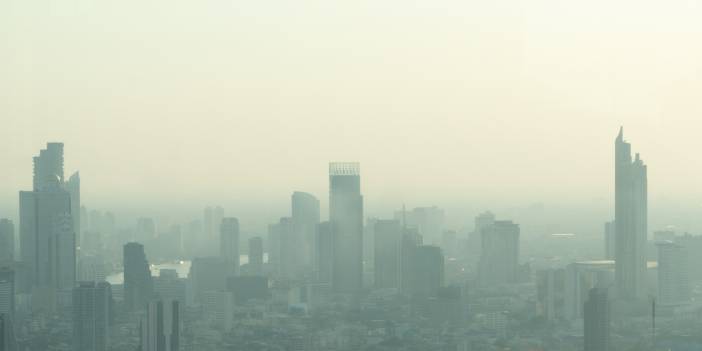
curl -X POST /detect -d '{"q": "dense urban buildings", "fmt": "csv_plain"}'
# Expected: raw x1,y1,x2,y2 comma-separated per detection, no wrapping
3,129,701,351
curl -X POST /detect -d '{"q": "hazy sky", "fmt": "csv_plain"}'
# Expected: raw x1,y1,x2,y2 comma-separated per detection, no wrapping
2,0,702,230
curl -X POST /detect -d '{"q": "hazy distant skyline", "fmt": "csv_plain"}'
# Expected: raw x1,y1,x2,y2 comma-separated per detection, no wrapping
2,0,702,230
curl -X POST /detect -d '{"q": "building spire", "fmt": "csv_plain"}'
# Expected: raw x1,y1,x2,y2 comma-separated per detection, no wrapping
617,126,624,141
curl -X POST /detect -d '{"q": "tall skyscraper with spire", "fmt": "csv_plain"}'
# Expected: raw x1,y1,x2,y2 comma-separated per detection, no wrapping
19,143,76,311
329,162,363,293
614,127,648,300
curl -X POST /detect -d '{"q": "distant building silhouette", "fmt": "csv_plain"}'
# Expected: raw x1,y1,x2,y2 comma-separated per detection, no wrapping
219,218,240,275
268,217,296,279
394,207,445,245
373,220,402,289
291,192,320,277
73,281,111,351
469,211,495,260
400,228,422,294
136,218,156,241
329,162,363,293
409,245,444,297
614,127,648,300
584,287,610,351
478,220,519,286
247,237,264,275
123,242,153,310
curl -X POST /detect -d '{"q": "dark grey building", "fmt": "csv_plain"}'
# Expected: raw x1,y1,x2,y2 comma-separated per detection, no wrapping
123,242,153,310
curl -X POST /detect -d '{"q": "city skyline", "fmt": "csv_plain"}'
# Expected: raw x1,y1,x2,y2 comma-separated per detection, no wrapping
3,2,702,348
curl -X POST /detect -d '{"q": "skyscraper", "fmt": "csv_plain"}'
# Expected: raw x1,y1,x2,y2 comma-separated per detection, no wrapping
20,144,76,311
291,192,320,275
140,299,180,351
614,127,648,300
656,241,690,306
0,220,14,262
329,162,363,293
315,221,333,283
478,220,520,286
373,220,402,289
32,142,64,192
73,281,111,351
66,172,81,249
123,242,153,311
220,218,240,275
584,288,610,351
